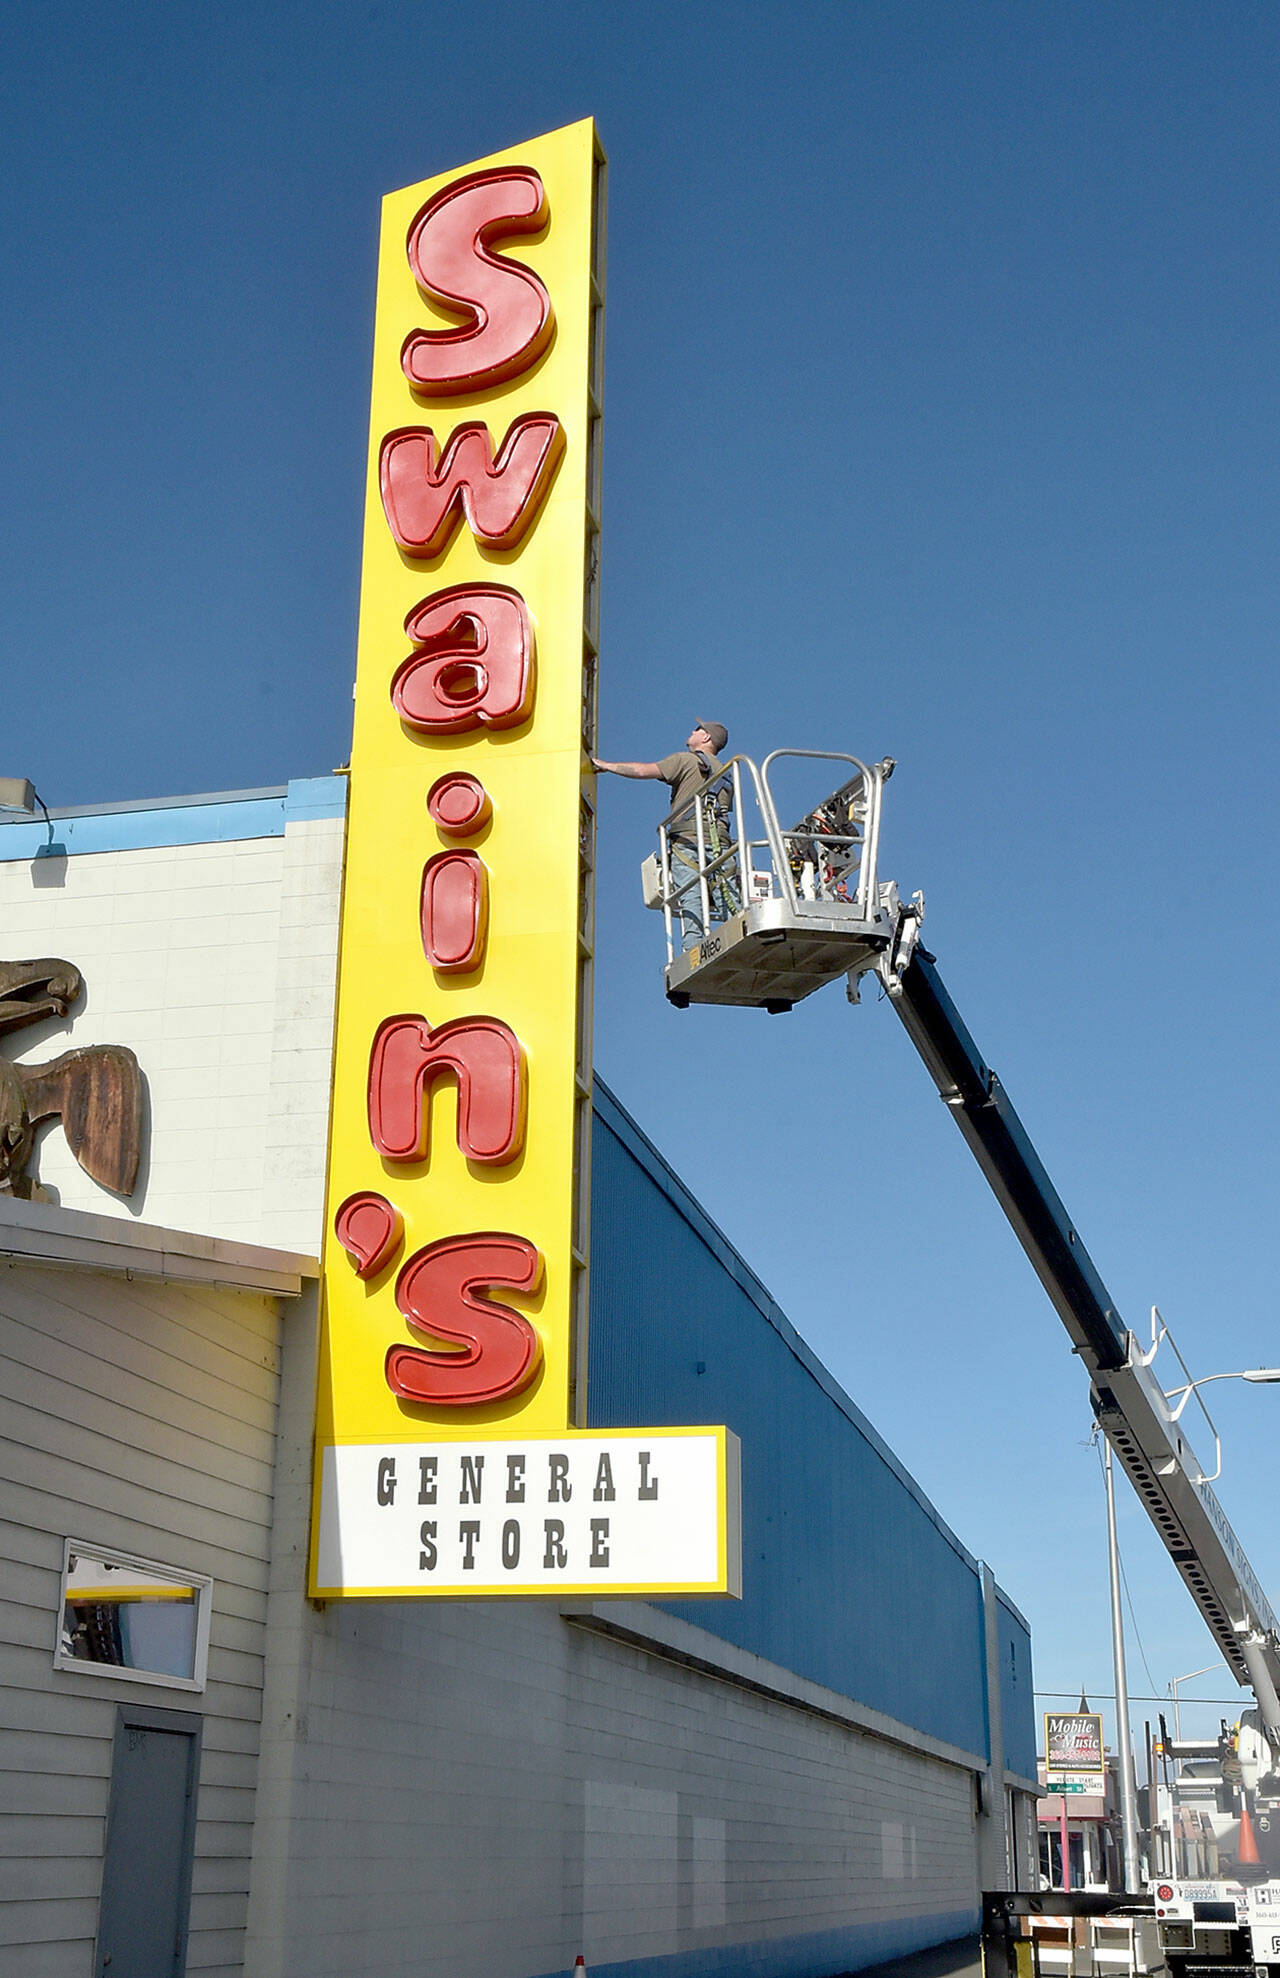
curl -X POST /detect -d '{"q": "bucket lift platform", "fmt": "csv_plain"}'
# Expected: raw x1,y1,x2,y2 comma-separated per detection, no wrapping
647,751,922,1013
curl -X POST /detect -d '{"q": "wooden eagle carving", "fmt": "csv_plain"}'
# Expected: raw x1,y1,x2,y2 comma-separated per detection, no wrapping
0,959,143,1199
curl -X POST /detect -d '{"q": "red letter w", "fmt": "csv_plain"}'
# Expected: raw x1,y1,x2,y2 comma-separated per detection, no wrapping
380,415,564,559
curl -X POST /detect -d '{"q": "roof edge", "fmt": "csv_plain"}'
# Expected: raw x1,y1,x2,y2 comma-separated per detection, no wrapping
0,1192,317,1296
0,775,346,861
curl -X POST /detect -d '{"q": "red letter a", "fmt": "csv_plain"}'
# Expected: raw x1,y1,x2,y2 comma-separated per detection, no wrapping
391,584,534,733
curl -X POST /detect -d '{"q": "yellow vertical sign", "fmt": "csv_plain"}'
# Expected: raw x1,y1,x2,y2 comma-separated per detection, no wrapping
311,122,739,1600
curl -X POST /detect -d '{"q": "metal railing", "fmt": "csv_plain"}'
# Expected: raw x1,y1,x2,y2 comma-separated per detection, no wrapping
654,751,888,961
763,749,885,919
1128,1305,1223,1486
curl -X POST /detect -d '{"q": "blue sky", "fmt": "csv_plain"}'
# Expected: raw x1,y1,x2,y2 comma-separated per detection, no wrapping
4,1,1278,1756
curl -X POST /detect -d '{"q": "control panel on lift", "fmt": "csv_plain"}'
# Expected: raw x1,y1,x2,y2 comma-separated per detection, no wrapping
643,749,923,1012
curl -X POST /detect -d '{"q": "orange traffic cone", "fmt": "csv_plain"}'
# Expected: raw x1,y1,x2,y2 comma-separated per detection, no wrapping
1239,1803,1261,1866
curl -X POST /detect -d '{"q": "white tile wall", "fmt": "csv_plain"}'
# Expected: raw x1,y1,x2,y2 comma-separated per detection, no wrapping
692,1814,727,1930
0,816,342,1253
246,1590,978,1978
584,1780,679,1960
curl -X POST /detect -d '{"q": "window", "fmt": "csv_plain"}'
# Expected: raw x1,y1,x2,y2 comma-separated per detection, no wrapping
53,1541,212,1691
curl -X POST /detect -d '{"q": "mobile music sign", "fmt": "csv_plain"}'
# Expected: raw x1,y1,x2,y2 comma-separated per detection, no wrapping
1044,1712,1106,1796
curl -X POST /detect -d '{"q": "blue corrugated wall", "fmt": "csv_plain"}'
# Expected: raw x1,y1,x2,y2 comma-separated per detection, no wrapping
589,1079,1034,1774
997,1593,1037,1781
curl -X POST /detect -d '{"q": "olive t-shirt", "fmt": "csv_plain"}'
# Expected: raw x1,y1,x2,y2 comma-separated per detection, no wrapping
657,749,722,845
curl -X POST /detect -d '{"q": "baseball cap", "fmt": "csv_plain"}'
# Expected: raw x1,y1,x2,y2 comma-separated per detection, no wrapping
698,720,728,754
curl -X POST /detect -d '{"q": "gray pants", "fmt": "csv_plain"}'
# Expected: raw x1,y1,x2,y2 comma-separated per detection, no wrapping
669,843,705,950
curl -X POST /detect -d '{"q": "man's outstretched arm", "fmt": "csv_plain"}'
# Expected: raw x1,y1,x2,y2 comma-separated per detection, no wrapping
591,758,663,778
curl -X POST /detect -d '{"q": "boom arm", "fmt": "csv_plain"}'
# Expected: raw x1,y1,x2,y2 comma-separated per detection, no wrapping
889,950,1280,1742
644,745,1280,1742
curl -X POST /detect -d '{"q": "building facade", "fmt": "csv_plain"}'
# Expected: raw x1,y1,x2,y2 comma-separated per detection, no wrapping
0,781,1038,1978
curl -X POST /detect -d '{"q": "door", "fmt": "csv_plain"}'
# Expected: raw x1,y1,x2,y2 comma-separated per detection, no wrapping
95,1704,202,1978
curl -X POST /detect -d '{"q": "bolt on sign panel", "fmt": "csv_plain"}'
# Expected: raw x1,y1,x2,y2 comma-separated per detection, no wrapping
312,120,741,1599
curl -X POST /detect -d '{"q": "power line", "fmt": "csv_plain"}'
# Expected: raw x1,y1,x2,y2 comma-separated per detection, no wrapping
1035,1689,1240,1707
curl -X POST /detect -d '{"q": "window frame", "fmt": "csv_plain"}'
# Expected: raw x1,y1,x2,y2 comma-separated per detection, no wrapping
52,1537,213,1693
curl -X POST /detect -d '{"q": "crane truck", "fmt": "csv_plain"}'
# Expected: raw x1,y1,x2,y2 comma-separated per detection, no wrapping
644,748,1280,1978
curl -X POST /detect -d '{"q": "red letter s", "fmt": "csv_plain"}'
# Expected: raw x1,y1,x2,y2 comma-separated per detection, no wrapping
401,167,554,395
386,1233,543,1405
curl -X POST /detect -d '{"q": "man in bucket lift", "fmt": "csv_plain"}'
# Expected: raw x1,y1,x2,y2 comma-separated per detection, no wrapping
593,721,731,949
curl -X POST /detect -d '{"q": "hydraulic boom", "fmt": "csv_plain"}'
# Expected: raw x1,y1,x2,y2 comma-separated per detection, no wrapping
890,947,1280,1742
647,748,1280,1760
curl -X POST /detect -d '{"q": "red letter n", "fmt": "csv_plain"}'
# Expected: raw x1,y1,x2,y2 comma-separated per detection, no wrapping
380,415,565,559
368,1015,527,1166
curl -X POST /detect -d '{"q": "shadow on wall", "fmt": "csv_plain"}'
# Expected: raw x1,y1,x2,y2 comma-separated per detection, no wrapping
840,1933,981,1978
30,843,69,888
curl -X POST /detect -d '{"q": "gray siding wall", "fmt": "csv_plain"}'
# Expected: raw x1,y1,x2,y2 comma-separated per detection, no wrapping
245,1294,983,1978
0,1261,286,1978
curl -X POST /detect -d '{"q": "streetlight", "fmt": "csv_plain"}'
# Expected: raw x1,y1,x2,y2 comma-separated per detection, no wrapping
1159,1665,1230,1880
0,779,37,814
1169,1663,1227,1742
1104,1440,1143,1890
1164,1370,1280,1421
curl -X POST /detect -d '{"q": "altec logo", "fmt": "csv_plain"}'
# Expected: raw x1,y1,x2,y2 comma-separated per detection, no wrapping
311,122,739,1599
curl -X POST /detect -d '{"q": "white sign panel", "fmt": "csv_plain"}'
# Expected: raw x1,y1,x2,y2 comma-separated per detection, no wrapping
315,1431,740,1598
